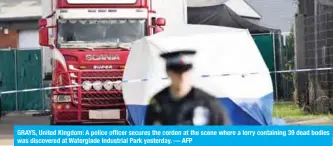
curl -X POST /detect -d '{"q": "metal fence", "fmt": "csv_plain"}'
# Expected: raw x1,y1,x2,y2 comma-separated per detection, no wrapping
276,31,296,102
0,48,50,113
251,33,278,99
0,38,294,111
295,11,333,114
0,36,298,114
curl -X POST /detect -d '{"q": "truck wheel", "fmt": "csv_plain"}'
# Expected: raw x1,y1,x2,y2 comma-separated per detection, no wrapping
50,115,57,125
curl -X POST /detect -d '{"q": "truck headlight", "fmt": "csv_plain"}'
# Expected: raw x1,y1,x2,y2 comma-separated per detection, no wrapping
82,81,92,91
103,80,113,91
114,81,122,90
93,81,103,91
57,95,71,102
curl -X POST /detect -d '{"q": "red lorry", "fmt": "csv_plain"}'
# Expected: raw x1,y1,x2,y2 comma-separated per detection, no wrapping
39,0,168,125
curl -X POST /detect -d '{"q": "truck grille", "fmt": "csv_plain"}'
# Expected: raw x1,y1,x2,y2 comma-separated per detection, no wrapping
79,70,125,107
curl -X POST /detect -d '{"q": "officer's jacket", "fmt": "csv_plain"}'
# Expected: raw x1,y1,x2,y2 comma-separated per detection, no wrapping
144,87,230,125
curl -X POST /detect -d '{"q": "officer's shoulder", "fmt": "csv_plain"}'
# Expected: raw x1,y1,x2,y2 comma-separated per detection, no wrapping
193,87,216,101
149,87,169,104
154,87,169,98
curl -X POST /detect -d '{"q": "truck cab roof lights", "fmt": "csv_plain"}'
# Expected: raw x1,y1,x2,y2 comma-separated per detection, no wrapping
57,8,148,19
60,10,68,13
88,10,97,13
60,8,142,13
87,9,116,13
98,10,107,12
66,0,138,4
59,19,145,24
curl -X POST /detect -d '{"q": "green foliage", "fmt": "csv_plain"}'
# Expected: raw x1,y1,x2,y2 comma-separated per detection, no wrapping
286,26,295,61
283,25,296,81
273,102,333,120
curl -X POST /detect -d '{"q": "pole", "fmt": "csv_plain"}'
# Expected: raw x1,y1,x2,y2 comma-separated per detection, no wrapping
14,49,18,112
314,0,318,100
272,32,279,100
41,48,45,112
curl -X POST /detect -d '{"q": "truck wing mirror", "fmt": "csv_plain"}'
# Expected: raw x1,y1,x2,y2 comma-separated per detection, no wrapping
39,19,47,27
39,27,49,47
39,18,53,47
155,17,166,26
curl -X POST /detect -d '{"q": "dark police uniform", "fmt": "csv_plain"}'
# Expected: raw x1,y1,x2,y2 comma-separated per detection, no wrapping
144,50,229,125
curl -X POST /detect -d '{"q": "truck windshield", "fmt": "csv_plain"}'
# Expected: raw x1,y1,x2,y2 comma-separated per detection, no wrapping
57,19,146,48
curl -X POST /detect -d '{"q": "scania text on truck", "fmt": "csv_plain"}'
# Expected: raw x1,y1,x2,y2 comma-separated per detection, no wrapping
38,0,180,125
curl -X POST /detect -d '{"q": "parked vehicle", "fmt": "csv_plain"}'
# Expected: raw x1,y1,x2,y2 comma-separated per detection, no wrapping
39,0,187,125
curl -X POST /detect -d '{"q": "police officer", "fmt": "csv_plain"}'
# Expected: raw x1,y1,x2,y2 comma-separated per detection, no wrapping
144,50,230,125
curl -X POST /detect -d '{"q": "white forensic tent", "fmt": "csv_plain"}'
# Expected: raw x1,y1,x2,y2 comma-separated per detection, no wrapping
122,24,274,125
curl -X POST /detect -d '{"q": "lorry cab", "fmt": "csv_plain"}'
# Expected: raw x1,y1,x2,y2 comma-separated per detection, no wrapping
39,0,167,125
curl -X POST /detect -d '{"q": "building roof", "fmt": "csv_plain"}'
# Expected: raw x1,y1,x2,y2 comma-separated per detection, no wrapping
187,4,277,33
245,0,298,32
224,0,261,19
187,0,228,7
188,0,298,32
0,0,41,21
187,0,261,19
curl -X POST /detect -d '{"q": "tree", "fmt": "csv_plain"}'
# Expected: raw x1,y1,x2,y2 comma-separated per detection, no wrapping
283,25,295,81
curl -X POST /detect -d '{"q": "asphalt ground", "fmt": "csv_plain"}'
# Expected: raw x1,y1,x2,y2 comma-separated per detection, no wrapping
0,114,125,145
0,115,49,145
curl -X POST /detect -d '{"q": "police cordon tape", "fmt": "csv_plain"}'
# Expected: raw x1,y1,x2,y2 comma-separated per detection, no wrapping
0,67,332,95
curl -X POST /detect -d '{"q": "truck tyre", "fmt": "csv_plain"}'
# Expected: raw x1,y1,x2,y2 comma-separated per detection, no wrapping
49,108,57,125
50,115,58,125
50,115,55,125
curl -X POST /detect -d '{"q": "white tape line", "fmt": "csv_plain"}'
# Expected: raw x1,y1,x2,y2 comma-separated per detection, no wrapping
0,67,332,95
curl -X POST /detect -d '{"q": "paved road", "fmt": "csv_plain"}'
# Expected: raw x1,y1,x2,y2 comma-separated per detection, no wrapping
0,114,124,145
0,115,49,145
289,117,333,125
